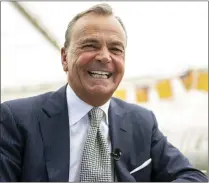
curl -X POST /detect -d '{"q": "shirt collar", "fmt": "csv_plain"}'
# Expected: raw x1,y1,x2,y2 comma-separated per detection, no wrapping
66,84,110,127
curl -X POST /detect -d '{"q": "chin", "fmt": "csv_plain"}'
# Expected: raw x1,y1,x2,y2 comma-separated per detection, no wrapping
87,86,113,96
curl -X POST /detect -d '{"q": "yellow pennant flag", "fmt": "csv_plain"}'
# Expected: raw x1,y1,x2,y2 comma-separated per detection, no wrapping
196,70,208,92
135,87,149,103
180,70,194,90
113,89,127,100
156,79,173,99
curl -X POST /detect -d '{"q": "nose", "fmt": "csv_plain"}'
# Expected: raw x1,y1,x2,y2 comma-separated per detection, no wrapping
95,46,111,64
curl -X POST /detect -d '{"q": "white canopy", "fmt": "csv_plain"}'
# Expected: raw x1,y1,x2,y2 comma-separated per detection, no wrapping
1,1,208,88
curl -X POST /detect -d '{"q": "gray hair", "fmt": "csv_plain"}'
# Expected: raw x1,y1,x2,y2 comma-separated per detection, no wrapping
64,3,127,48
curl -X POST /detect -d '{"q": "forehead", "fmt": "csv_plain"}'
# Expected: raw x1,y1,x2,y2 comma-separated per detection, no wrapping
70,14,126,45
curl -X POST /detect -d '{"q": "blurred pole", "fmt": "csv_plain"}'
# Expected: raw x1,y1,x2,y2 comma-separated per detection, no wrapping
10,2,60,51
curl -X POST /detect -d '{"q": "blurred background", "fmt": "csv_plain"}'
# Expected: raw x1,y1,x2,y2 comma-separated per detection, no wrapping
1,1,208,174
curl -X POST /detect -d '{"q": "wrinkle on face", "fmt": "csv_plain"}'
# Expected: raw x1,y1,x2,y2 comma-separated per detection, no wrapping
62,14,126,106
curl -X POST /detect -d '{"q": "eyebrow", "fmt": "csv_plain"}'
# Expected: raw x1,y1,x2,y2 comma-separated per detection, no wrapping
78,38,99,45
78,38,125,50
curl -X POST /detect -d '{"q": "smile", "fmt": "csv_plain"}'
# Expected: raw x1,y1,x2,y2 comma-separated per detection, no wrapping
88,71,112,79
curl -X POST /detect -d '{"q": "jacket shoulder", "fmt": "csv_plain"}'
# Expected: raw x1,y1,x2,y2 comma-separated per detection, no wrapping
1,91,52,116
112,97,153,115
111,97,156,127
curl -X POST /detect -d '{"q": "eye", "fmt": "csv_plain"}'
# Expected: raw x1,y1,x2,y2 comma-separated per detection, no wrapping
110,48,123,54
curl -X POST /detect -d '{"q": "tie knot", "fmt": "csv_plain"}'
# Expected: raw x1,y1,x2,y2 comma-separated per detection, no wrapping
88,107,104,127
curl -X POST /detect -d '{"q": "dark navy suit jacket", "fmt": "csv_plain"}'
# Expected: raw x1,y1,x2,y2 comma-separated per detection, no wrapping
0,85,208,182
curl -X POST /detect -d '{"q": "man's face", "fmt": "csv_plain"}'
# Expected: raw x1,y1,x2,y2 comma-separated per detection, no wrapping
61,13,126,106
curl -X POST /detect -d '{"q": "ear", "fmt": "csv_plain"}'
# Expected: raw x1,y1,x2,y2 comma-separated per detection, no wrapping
61,47,68,72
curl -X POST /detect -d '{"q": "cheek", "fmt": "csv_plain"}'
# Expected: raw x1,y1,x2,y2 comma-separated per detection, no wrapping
77,52,96,67
68,51,95,76
112,56,125,74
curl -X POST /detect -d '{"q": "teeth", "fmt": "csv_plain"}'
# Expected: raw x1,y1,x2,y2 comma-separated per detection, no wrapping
88,71,112,79
90,71,110,75
90,73,108,79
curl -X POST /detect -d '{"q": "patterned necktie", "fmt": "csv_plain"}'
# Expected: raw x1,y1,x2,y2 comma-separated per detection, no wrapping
80,107,112,182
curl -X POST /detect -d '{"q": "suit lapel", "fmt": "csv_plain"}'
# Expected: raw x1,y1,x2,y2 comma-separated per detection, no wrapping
109,99,135,182
39,85,70,181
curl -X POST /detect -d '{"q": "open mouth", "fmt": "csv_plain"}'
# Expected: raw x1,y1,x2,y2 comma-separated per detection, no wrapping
88,71,112,79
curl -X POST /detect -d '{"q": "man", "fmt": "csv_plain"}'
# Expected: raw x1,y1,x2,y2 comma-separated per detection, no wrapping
0,3,208,182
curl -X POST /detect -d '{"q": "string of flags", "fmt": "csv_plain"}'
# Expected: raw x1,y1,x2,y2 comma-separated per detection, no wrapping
113,69,208,103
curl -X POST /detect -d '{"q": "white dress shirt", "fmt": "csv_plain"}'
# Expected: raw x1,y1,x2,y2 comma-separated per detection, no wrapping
66,85,114,182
